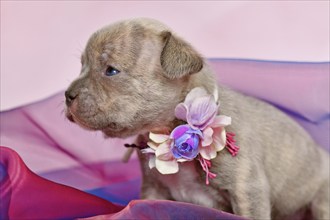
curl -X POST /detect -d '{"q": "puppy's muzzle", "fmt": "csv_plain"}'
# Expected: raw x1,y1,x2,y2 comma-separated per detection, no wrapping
65,90,78,107
64,90,78,123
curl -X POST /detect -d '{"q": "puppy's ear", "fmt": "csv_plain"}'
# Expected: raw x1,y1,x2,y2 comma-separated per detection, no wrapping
160,31,203,79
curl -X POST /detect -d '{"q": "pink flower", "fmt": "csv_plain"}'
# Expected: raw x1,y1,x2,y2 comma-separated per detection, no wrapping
175,88,218,130
175,87,231,160
141,87,237,181
199,115,231,160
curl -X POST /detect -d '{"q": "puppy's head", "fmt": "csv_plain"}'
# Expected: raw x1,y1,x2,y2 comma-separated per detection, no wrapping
65,18,204,138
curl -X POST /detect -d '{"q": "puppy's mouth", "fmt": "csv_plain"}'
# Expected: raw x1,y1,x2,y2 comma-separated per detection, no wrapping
66,108,96,131
66,107,129,136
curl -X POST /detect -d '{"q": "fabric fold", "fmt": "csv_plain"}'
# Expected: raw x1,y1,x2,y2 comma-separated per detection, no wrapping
0,147,123,219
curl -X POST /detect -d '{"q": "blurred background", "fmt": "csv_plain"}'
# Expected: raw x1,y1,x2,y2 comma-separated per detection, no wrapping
1,1,329,111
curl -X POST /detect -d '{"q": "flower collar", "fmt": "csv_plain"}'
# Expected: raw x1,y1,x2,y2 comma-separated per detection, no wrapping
139,87,239,185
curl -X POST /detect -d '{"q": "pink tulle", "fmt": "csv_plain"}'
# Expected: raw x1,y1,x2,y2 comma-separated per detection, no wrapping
1,59,327,219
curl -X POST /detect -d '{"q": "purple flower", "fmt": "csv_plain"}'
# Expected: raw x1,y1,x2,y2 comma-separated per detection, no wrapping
170,125,202,160
175,87,218,130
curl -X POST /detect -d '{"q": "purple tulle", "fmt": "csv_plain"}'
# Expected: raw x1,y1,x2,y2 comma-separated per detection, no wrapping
1,59,328,219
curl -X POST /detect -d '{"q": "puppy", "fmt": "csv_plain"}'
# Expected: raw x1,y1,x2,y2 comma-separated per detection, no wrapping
65,18,329,219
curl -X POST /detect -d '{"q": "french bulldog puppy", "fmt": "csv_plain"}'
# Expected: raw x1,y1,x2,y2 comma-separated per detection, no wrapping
65,18,329,219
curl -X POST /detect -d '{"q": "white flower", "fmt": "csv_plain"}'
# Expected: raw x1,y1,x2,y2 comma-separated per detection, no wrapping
145,133,179,175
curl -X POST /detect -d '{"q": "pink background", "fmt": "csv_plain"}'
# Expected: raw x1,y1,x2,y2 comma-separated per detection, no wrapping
1,1,329,110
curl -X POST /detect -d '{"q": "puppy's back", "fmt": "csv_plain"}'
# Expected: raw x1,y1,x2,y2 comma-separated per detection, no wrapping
216,84,329,217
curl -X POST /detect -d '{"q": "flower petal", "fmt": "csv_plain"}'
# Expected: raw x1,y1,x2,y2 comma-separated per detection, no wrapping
202,127,213,146
158,152,173,161
210,115,231,127
174,133,191,147
180,147,199,160
187,95,218,129
186,128,203,138
199,144,217,160
149,132,169,144
147,141,158,150
171,144,182,159
155,141,172,160
213,128,226,151
141,147,155,154
184,87,208,106
155,159,179,174
185,135,199,148
170,124,190,139
148,155,156,169
175,103,188,121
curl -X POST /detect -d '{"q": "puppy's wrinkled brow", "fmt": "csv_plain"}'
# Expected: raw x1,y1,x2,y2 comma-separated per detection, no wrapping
101,53,109,61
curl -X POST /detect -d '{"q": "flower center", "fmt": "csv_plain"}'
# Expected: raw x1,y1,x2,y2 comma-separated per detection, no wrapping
180,143,191,152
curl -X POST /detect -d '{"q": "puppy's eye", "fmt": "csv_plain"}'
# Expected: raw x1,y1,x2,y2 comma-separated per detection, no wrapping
105,66,120,76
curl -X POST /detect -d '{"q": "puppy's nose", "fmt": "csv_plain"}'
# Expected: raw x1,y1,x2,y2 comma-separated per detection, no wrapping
65,90,78,106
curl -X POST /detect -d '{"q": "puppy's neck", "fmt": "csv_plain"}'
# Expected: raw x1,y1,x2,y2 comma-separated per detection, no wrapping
150,63,218,134
150,118,185,135
186,63,218,100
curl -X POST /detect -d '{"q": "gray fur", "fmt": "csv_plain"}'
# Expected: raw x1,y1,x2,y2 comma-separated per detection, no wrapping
65,18,329,219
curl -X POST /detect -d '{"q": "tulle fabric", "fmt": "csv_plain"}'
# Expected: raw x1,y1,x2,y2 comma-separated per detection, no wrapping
1,59,328,219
